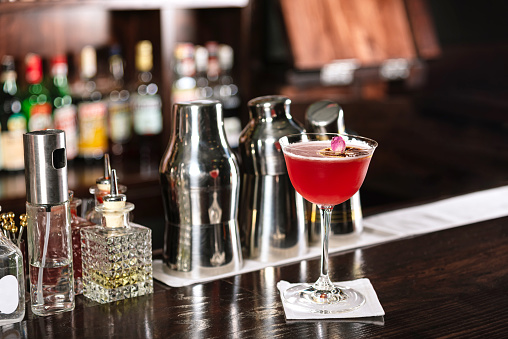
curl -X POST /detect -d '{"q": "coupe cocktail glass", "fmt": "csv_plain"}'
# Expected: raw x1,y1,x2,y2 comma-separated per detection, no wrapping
279,133,377,313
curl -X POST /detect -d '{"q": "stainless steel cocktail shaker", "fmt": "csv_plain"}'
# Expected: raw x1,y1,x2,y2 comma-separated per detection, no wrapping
159,100,242,278
238,95,307,262
305,100,363,242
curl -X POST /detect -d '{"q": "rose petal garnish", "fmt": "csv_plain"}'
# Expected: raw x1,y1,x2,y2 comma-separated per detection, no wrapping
331,136,346,154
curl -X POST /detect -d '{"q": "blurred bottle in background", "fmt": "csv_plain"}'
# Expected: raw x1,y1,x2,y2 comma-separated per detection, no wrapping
77,45,108,161
194,45,212,100
107,45,131,159
217,44,241,149
130,40,163,173
206,41,221,99
0,56,25,171
171,42,197,103
22,53,52,132
50,55,78,160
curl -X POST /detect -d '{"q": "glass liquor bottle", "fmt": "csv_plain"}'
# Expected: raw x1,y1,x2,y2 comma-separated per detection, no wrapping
0,206,25,326
107,45,131,158
81,169,153,304
77,45,108,160
171,42,197,103
194,45,212,100
217,44,242,149
0,55,25,171
50,55,78,160
23,129,75,316
69,191,95,295
130,40,163,173
22,53,52,132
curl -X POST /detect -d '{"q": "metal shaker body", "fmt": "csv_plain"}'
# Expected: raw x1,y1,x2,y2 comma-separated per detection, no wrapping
239,95,307,262
159,100,242,279
305,101,363,242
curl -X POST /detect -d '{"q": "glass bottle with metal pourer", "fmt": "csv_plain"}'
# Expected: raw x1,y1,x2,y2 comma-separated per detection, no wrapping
23,129,74,316
81,169,153,304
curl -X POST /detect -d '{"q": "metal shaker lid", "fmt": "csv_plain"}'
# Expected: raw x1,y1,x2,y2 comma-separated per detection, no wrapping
171,99,227,146
240,95,304,175
23,129,68,205
305,100,345,134
247,95,291,120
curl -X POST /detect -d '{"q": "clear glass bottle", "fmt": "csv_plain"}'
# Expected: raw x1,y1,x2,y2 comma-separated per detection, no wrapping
217,44,242,149
77,45,108,160
0,207,25,326
23,129,74,316
130,40,163,173
81,169,153,304
107,45,132,158
69,191,95,295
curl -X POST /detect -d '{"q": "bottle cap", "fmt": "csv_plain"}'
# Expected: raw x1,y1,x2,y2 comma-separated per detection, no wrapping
23,129,68,205
136,40,153,72
81,45,97,79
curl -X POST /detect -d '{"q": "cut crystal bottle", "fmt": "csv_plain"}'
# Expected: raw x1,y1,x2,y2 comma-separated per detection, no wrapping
81,169,153,304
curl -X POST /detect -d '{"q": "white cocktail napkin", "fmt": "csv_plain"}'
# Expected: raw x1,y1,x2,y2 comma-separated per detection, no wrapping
277,278,385,320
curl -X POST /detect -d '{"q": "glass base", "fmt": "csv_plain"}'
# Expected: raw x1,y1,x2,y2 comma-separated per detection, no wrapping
282,283,365,314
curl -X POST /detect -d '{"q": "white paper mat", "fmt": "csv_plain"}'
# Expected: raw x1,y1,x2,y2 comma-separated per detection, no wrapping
154,186,508,287
362,185,508,236
277,279,385,319
153,227,398,287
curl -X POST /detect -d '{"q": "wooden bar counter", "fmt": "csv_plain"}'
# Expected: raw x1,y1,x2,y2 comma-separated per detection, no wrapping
4,208,508,338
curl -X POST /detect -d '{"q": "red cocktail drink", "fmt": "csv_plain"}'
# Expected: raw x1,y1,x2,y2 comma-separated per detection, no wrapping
283,140,372,206
279,133,377,314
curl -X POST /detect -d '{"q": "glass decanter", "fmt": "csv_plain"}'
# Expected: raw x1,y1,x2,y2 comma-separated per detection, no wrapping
81,169,153,304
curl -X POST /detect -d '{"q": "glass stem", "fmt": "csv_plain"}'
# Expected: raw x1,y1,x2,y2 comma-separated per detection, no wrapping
313,205,334,291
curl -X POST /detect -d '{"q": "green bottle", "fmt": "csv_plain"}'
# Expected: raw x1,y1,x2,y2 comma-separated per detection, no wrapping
0,55,25,171
22,53,52,132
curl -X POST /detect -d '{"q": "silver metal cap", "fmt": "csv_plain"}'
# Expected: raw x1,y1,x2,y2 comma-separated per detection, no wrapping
239,95,305,176
23,129,68,205
247,95,291,120
305,100,345,133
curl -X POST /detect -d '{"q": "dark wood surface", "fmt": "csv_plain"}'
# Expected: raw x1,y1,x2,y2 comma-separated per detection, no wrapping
11,209,508,338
